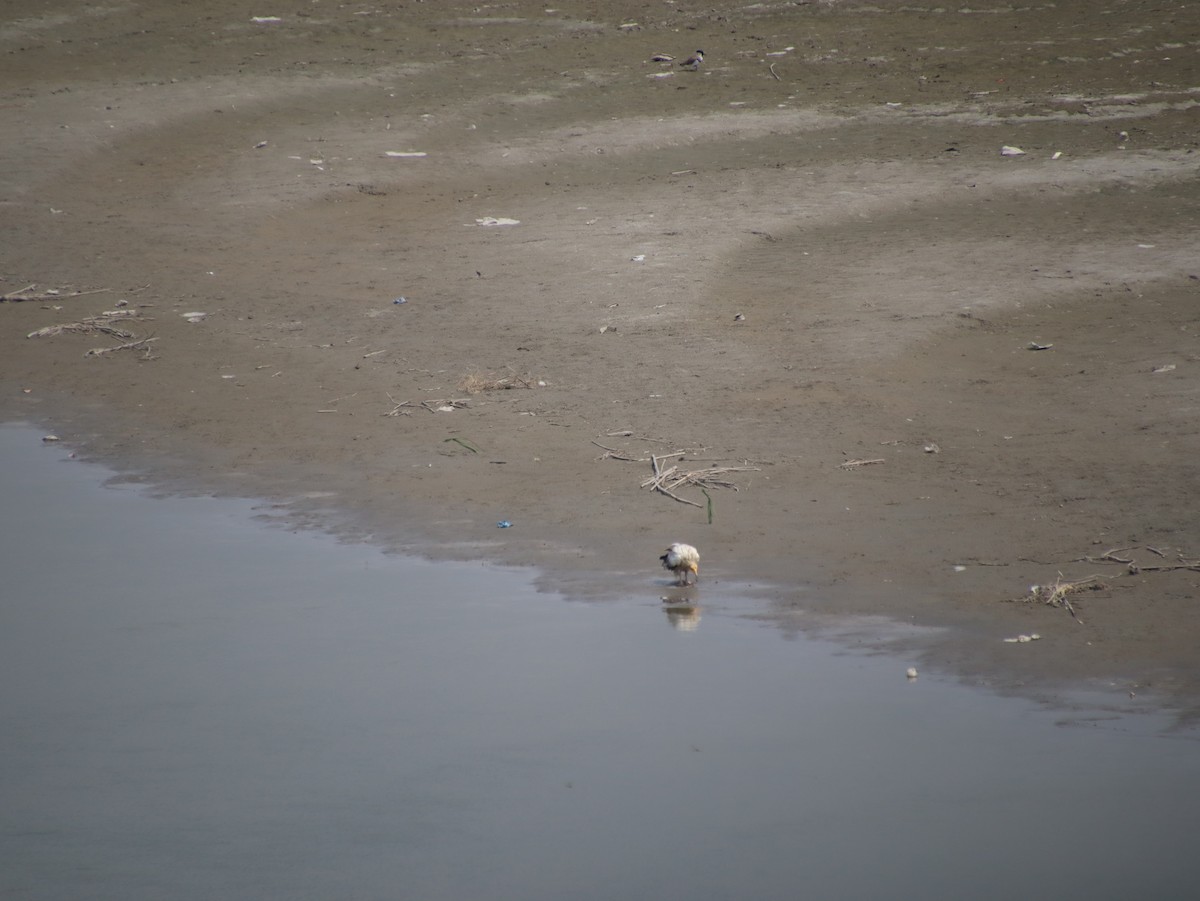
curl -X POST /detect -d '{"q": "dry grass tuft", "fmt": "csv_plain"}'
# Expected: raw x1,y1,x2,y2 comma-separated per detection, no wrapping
458,370,539,394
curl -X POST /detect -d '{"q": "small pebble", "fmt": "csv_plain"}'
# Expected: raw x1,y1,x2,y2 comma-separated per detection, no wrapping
906,667,918,680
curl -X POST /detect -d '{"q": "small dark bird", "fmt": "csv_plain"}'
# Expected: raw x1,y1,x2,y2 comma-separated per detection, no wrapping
680,50,704,70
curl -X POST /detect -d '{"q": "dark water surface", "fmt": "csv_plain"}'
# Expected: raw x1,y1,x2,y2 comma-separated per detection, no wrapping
2,421,1197,901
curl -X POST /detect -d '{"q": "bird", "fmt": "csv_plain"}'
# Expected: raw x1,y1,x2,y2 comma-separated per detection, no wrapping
660,543,700,586
680,50,704,70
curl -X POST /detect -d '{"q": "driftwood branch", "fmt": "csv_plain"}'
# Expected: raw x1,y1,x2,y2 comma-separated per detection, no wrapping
85,336,158,357
1076,545,1200,574
2,286,111,303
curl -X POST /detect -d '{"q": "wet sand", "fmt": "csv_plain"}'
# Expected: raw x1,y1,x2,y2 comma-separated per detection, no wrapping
2,0,1199,710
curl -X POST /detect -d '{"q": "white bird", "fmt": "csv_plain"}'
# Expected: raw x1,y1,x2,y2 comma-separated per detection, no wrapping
680,50,704,70
660,543,700,586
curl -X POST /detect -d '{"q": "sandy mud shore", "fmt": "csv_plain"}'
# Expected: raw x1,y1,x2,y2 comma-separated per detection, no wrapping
2,0,1199,713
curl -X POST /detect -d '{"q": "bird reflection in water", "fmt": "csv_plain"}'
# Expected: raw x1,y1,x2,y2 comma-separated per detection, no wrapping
662,598,701,631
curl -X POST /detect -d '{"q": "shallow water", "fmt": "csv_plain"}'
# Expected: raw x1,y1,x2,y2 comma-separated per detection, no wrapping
2,421,1197,901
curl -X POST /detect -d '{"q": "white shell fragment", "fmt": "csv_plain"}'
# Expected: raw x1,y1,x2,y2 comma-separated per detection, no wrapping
906,667,919,680
181,312,207,322
1004,633,1042,644
475,217,520,227
42,434,60,443
1000,145,1026,156
384,151,427,158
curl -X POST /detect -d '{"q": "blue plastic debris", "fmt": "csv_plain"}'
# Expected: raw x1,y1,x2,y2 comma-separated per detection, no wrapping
496,520,513,529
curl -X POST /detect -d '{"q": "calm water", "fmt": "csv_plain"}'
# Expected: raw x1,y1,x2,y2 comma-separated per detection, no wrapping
1,421,1197,901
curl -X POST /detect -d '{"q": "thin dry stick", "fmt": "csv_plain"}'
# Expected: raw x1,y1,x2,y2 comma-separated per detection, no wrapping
839,458,885,469
590,440,645,462
605,431,680,445
654,482,704,508
85,336,158,357
383,393,412,416
2,286,111,303
651,452,687,474
1077,545,1200,573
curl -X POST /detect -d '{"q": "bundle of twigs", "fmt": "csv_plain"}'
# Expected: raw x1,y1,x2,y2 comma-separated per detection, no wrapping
27,310,156,358
1011,574,1104,622
641,452,759,508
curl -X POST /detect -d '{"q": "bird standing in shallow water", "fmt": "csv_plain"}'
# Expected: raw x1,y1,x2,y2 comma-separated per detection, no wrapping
680,50,704,70
660,543,700,586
